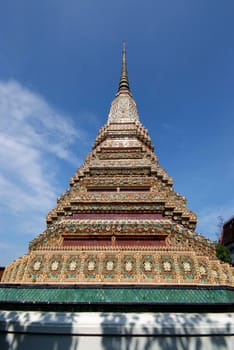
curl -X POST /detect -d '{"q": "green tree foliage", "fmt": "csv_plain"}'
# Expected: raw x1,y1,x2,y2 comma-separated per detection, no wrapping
215,243,231,263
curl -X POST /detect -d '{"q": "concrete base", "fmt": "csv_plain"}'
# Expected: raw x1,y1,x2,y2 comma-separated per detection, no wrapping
0,311,233,350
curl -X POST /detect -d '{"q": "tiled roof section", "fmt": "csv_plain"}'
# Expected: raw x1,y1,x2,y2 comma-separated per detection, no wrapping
0,286,233,304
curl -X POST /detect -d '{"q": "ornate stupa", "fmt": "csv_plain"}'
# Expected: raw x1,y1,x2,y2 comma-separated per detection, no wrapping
1,44,233,307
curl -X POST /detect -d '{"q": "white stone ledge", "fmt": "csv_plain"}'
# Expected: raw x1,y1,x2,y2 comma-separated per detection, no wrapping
0,311,233,336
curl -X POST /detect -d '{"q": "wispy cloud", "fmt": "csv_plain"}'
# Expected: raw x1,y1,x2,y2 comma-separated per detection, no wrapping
0,80,84,238
196,202,234,241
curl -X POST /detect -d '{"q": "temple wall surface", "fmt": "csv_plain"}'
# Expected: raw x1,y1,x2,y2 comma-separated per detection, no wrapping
0,311,233,350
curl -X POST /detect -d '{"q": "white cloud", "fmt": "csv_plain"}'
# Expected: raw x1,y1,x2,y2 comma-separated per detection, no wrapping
0,80,80,163
0,79,83,232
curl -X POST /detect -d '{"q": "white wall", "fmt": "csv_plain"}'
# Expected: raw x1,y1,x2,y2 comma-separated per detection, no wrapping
0,311,233,350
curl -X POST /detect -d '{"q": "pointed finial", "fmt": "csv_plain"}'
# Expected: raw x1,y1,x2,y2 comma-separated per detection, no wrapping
117,41,131,94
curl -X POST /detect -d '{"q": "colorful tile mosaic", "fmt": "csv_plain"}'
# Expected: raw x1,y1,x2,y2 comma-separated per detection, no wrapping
2,249,233,286
0,285,233,304
63,255,81,279
1,45,233,294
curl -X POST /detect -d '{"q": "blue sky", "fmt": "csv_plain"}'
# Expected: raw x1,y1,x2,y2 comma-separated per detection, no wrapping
0,0,234,265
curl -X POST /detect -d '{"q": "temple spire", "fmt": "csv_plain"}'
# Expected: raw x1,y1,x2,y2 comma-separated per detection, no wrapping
117,41,131,94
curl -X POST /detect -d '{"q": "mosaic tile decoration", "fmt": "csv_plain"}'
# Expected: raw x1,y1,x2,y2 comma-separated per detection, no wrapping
2,249,233,286
0,286,233,304
1,45,233,296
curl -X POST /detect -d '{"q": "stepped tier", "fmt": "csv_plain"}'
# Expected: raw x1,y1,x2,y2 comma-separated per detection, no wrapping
2,44,233,289
3,248,233,286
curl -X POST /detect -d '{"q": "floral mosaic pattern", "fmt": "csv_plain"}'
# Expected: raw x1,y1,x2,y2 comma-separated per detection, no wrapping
166,230,215,258
197,258,210,283
210,262,222,284
159,255,176,280
64,255,81,279
121,255,136,279
177,255,197,280
2,250,234,286
84,255,99,279
47,254,63,279
102,254,118,279
220,264,233,284
17,260,28,281
28,255,45,281
140,255,156,279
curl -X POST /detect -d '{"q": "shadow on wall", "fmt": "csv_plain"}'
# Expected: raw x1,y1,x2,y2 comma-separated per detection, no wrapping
0,310,233,350
0,311,79,350
100,312,233,350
